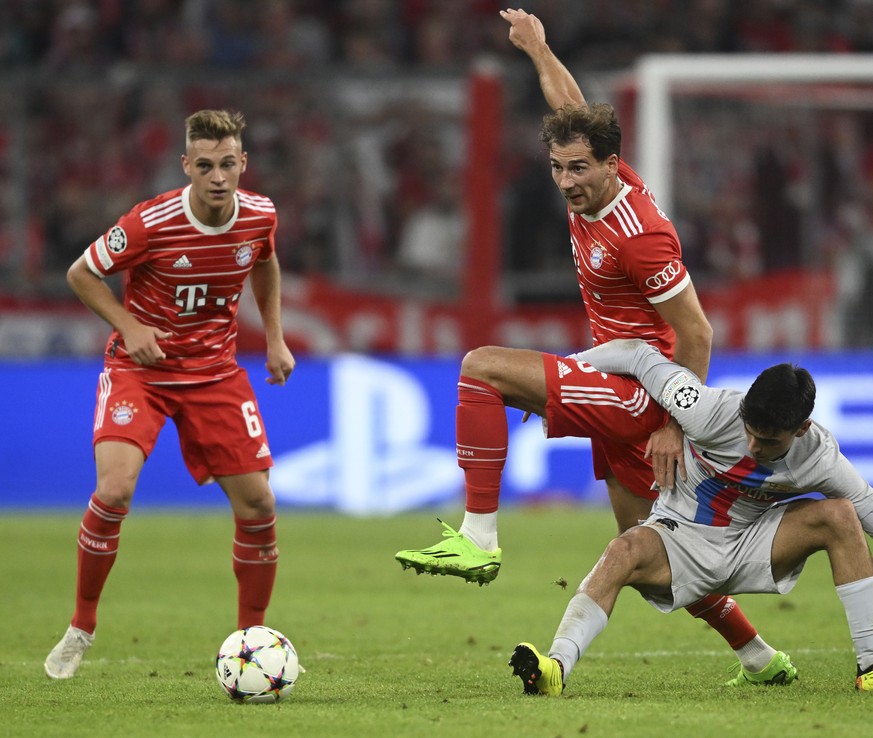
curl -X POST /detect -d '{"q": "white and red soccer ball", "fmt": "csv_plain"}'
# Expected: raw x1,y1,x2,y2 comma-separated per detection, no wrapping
215,625,299,703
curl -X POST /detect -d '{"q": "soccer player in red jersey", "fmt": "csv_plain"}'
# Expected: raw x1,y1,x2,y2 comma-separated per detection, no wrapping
44,110,296,680
397,9,791,686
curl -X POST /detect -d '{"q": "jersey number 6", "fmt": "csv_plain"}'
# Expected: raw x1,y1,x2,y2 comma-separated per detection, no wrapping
241,401,263,438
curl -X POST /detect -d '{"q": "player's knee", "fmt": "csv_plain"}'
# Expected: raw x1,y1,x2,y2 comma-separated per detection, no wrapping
602,531,648,582
460,346,500,381
94,480,135,510
820,498,857,534
238,488,276,520
793,498,858,549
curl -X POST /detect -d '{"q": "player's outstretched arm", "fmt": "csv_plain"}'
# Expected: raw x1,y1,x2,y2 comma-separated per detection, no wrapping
574,339,691,408
249,254,295,386
578,339,732,446
500,8,585,110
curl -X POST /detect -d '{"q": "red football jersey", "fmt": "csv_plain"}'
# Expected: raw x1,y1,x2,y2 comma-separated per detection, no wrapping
83,185,277,384
567,159,689,358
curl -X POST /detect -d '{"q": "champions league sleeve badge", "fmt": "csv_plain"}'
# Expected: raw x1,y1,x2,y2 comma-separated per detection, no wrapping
106,226,128,254
670,384,700,410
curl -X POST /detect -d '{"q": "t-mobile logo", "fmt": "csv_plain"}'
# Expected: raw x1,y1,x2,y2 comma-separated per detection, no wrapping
174,284,240,315
175,284,208,316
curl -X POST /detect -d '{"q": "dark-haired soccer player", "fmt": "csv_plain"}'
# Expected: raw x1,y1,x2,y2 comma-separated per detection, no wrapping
45,109,295,679
509,339,873,694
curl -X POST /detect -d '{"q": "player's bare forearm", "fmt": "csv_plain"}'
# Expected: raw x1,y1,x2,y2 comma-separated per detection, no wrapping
654,283,712,382
67,255,149,336
671,320,712,384
249,255,285,344
500,8,585,110
250,255,294,384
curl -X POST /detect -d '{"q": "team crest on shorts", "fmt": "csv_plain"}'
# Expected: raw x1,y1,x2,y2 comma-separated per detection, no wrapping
106,226,127,254
671,384,700,409
589,245,604,269
111,401,138,426
235,242,254,266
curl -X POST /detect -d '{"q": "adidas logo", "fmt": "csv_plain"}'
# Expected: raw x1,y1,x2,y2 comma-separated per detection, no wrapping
256,443,271,459
173,254,193,269
557,361,572,378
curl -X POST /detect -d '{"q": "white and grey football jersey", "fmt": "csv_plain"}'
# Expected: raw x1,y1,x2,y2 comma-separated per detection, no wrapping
579,339,873,534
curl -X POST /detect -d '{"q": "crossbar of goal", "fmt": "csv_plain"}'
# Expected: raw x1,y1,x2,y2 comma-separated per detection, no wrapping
635,53,873,216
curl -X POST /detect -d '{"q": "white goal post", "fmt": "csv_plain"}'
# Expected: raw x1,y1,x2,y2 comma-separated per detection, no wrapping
636,53,873,216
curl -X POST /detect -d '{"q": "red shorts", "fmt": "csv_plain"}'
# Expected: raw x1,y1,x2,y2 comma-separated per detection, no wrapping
93,368,273,485
542,353,667,500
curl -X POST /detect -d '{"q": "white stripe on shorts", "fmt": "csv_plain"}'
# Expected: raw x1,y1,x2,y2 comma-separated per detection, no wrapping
94,369,112,431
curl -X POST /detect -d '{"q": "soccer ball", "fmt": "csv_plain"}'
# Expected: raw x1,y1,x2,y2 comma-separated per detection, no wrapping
215,625,299,703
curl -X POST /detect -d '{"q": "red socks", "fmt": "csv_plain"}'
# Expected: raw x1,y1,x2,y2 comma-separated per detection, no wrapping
233,515,279,629
456,376,507,514
70,497,278,633
686,594,757,649
72,494,128,634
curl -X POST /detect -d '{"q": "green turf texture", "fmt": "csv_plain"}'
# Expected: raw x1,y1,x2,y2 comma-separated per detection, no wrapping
3,506,870,737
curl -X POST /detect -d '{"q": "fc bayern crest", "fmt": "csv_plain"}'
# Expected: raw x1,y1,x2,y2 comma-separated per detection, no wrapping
671,385,700,410
106,226,127,254
235,243,254,266
589,245,604,269
111,402,137,425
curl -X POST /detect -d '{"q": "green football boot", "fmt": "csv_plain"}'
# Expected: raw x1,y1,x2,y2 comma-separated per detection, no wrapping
725,651,798,686
509,642,564,696
394,520,501,586
855,667,873,692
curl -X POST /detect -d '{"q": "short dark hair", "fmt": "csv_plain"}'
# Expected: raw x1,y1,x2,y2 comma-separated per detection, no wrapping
185,109,246,146
740,363,816,434
540,103,621,162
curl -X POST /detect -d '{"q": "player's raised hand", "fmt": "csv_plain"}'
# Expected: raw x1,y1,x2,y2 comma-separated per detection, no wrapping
499,8,547,55
122,323,171,365
265,343,295,386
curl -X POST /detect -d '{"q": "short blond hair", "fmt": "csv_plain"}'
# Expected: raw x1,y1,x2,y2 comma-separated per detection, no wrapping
184,109,246,146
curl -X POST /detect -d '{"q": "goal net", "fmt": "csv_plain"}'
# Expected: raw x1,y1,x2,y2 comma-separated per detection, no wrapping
633,54,873,349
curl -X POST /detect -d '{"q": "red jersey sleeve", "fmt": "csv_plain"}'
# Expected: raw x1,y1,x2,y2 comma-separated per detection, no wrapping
83,209,150,278
259,216,277,262
615,160,690,304
618,231,690,304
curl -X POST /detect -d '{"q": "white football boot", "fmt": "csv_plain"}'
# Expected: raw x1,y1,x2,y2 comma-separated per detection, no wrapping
44,625,94,679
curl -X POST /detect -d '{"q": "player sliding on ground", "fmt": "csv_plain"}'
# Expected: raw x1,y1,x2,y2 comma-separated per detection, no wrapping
507,339,873,695
397,6,794,688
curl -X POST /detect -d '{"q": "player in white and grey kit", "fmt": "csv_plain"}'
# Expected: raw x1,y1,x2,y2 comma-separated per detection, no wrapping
509,338,873,695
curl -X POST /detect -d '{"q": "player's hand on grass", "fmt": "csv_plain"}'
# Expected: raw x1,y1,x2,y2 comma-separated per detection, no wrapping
646,417,686,490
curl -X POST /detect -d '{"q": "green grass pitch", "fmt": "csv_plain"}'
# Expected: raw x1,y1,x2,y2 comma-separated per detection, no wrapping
2,506,871,737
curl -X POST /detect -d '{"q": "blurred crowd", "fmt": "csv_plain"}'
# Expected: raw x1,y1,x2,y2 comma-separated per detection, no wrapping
5,0,873,71
2,0,873,345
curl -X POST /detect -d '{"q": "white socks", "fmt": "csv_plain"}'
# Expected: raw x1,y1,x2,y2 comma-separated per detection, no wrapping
459,511,499,552
836,576,873,672
733,635,776,673
548,592,609,680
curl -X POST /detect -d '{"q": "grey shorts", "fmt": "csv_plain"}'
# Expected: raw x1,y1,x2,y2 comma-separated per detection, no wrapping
640,502,805,612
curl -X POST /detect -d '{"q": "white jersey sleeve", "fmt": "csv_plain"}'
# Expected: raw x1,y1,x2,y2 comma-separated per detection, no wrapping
788,425,873,536
578,338,744,443
579,339,873,532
